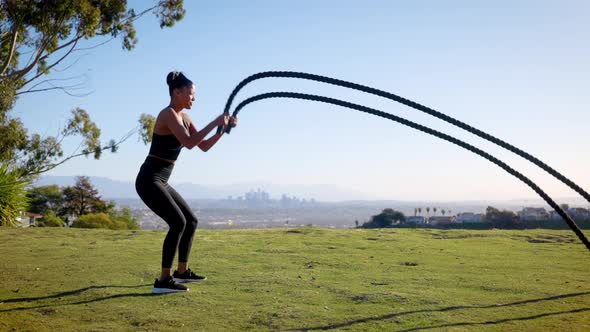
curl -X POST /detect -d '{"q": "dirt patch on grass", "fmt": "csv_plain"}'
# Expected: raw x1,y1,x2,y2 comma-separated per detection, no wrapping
349,292,408,304
286,229,304,234
255,248,297,254
431,233,498,240
37,308,58,315
512,234,577,244
400,262,419,266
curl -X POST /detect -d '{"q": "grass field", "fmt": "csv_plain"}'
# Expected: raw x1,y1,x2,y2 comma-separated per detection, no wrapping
0,227,588,331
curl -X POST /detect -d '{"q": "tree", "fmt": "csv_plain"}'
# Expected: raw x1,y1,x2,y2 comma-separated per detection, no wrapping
433,207,437,216
0,1,184,177
61,176,113,218
361,208,406,228
441,209,446,216
485,206,520,229
417,207,422,216
560,204,570,213
426,207,430,216
26,184,63,214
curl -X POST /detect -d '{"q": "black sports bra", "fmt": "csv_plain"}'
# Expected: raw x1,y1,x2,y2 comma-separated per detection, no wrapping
148,118,189,161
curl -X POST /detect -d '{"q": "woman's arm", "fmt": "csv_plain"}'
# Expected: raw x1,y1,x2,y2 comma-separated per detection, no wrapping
164,109,227,150
196,116,238,152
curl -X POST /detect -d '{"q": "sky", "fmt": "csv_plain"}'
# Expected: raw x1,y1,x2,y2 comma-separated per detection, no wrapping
12,1,590,201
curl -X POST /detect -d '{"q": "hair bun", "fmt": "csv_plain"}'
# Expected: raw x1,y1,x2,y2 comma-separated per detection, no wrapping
166,71,179,86
165,71,193,96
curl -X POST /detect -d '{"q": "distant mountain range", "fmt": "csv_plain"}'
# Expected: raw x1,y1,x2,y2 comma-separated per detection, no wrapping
33,175,590,208
33,175,376,201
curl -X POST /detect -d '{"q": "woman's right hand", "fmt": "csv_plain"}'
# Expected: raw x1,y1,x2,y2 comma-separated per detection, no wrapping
217,114,230,127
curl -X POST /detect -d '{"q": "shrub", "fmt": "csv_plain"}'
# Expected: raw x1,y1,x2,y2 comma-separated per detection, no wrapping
0,165,30,227
36,210,65,227
71,213,113,229
109,207,140,230
72,210,139,230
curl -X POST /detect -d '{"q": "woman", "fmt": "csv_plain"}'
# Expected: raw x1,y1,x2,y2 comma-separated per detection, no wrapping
135,71,237,294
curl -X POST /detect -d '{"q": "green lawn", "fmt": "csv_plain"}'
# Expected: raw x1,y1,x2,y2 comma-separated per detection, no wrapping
0,227,588,331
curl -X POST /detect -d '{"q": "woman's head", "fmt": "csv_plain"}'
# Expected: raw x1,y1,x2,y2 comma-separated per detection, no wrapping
166,71,195,110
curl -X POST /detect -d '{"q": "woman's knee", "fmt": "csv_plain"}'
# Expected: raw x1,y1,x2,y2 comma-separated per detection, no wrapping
168,215,187,234
184,215,198,231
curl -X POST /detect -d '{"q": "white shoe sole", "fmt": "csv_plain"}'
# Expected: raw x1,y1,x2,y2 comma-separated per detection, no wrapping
174,277,207,283
152,287,189,294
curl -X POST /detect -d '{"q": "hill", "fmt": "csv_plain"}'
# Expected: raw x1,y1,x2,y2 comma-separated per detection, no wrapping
0,227,588,330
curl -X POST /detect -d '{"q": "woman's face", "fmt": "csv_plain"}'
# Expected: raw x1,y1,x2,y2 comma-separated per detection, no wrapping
176,84,196,110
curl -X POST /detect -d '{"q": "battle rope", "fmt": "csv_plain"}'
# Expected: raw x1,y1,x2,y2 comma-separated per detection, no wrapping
225,91,590,252
217,71,590,207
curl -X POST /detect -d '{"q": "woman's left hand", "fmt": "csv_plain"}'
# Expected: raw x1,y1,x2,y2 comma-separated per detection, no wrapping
229,116,238,128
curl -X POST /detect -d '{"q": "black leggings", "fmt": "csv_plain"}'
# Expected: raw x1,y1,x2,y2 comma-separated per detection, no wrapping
135,156,199,269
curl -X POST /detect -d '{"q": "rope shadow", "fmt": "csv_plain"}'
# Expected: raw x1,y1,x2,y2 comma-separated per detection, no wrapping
399,308,590,331
0,284,151,304
293,291,590,331
0,284,159,313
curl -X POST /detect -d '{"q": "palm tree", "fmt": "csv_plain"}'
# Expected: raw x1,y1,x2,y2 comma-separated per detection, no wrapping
418,207,422,216
433,207,438,216
426,207,430,216
442,209,446,216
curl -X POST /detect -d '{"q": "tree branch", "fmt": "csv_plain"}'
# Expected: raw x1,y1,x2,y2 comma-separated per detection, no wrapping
19,37,80,88
11,33,50,82
12,15,69,82
52,53,88,73
28,125,140,176
0,28,18,76
96,4,158,37
37,34,81,63
18,75,85,92
71,37,114,52
16,84,91,97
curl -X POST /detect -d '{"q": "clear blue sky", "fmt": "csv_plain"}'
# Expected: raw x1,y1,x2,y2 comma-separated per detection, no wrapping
13,1,589,201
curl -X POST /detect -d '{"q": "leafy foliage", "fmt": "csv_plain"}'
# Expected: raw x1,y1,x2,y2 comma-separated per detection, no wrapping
138,113,156,144
71,213,112,229
109,207,140,230
26,177,139,229
485,206,521,229
361,208,406,228
35,210,65,227
0,164,30,226
71,211,138,230
26,184,63,215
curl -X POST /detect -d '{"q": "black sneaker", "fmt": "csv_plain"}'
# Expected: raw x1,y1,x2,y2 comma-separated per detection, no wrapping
152,276,189,294
173,268,207,283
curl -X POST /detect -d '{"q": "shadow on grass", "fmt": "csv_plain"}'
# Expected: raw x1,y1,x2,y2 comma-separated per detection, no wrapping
0,284,163,313
294,291,590,331
398,307,590,331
